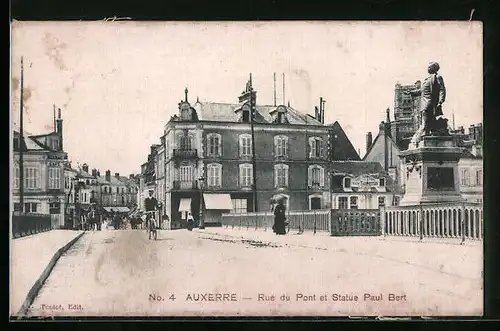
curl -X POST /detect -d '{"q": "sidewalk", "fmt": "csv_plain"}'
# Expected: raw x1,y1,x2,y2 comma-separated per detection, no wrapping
194,227,483,281
10,230,84,316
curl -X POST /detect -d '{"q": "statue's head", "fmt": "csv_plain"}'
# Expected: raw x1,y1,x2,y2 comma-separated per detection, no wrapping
428,62,440,74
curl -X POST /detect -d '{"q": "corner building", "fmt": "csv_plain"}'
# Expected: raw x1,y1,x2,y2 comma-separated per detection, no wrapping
160,82,359,226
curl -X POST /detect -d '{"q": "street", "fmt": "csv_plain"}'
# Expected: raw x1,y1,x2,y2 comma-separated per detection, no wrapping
27,228,482,317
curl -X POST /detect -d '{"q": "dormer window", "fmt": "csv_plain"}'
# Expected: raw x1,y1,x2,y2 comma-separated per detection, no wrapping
344,177,351,189
242,109,250,123
379,178,386,187
180,103,192,121
271,105,289,124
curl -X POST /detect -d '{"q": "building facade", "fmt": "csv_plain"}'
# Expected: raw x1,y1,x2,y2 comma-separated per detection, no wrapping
140,79,360,227
12,110,67,227
330,161,399,209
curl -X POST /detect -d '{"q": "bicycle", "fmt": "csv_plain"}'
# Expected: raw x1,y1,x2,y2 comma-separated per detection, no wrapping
146,211,158,240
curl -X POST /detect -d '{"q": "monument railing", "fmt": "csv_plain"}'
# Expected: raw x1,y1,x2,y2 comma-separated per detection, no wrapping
381,202,483,241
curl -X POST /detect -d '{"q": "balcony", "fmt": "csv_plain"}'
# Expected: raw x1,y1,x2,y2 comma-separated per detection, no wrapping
173,149,198,159
173,180,198,190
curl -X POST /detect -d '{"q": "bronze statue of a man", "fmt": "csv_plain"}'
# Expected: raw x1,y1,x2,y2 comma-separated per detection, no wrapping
406,62,447,147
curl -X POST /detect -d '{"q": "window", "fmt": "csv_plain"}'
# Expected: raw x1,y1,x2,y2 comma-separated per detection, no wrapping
84,193,87,202
392,196,400,206
207,133,222,156
24,203,38,213
338,197,348,209
121,196,125,204
13,166,20,189
274,135,288,157
24,166,40,189
239,134,252,156
179,135,192,150
461,169,469,186
116,187,119,193
379,177,386,187
14,203,21,212
308,165,325,187
309,137,323,158
476,170,482,186
378,196,386,207
239,164,253,187
49,202,60,214
207,163,222,188
179,166,193,182
48,167,61,189
274,164,289,188
350,196,358,209
242,110,250,123
344,177,351,189
231,199,248,214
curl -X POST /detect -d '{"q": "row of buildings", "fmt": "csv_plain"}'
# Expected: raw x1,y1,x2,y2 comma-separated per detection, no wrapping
11,109,139,228
136,76,482,228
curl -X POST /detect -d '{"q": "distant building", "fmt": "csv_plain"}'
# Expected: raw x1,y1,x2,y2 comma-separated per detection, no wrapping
12,109,67,227
363,109,403,192
140,78,361,227
392,81,422,150
330,161,400,209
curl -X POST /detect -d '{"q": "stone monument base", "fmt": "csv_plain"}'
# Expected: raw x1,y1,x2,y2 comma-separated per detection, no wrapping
399,136,465,206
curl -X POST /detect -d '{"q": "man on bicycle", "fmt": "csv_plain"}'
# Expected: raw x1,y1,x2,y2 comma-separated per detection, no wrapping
144,189,159,238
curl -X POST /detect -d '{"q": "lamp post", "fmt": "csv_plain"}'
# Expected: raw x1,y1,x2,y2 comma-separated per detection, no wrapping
198,175,205,229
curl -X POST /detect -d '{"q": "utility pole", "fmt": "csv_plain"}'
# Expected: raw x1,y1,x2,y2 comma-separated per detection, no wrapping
249,74,258,212
19,57,25,213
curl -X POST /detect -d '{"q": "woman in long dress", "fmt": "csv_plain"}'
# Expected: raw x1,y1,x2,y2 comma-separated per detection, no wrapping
273,199,287,235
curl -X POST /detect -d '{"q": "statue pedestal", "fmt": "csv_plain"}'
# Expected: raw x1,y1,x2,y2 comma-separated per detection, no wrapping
400,136,464,206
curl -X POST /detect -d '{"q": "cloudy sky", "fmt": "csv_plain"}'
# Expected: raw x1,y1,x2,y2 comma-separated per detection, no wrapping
11,21,482,175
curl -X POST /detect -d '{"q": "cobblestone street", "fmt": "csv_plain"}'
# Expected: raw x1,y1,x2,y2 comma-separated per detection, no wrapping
25,228,482,317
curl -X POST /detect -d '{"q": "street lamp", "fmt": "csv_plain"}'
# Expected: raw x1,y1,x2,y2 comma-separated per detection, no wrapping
198,175,205,229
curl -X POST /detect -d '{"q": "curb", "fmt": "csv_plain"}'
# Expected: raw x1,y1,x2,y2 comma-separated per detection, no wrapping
16,231,86,317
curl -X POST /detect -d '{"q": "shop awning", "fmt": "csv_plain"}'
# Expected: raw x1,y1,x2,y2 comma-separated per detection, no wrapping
103,206,130,213
178,198,191,212
203,194,233,210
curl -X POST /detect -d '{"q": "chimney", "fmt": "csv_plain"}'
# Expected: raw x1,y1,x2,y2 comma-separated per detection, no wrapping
97,170,101,177
115,172,120,178
366,132,373,152
314,106,319,121
56,108,63,150
82,163,89,173
129,174,135,179
92,169,98,177
105,170,111,182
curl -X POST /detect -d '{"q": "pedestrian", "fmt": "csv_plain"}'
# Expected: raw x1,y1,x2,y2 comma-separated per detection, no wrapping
273,198,287,235
186,212,194,231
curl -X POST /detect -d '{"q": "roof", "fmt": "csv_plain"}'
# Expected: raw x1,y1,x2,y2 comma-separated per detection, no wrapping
331,161,385,176
77,169,94,178
97,176,111,185
363,129,401,160
329,121,361,161
13,131,45,151
461,149,482,159
192,101,322,126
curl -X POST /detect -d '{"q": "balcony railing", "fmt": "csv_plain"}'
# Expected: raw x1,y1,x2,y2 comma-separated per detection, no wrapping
173,149,198,159
173,180,198,190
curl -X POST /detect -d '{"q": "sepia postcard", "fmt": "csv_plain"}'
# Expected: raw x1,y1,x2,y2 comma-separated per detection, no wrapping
10,21,483,318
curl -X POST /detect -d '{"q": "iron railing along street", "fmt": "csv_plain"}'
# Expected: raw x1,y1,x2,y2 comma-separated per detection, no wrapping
12,212,53,238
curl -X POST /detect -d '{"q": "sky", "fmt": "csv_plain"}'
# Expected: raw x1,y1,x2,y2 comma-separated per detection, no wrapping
10,21,483,175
